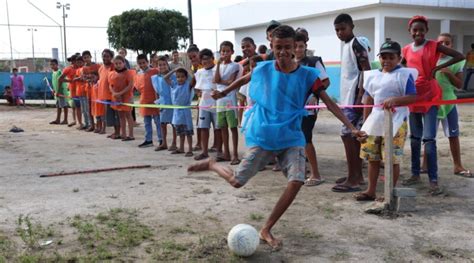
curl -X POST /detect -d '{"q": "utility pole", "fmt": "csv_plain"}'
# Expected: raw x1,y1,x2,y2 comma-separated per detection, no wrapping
57,2,70,61
187,0,194,45
6,0,14,69
28,28,37,72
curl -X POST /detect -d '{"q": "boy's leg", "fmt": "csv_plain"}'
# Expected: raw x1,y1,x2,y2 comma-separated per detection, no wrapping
305,143,321,181
171,126,177,148
63,107,68,123
221,127,231,160
186,134,193,154
259,147,305,249
230,127,240,164
144,116,152,142
422,107,439,188
159,123,168,148
201,128,210,156
443,107,468,174
154,115,162,143
126,111,134,138
301,115,321,182
179,134,185,152
118,112,126,138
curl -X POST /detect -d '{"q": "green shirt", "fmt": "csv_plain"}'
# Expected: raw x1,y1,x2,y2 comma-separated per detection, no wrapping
435,56,465,119
52,70,69,98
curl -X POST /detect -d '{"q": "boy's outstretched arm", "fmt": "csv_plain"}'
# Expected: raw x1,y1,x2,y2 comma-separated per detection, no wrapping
432,44,465,78
318,90,367,139
212,72,251,99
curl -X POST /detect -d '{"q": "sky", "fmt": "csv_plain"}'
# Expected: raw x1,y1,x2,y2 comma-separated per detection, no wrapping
0,0,248,62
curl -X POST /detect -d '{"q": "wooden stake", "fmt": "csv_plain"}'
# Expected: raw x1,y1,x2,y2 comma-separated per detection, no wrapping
39,165,151,178
384,109,394,210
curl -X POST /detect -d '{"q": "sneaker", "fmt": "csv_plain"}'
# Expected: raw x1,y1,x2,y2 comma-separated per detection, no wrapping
138,141,153,148
402,176,421,186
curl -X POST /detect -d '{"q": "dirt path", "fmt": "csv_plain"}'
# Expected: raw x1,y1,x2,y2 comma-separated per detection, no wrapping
1,105,473,262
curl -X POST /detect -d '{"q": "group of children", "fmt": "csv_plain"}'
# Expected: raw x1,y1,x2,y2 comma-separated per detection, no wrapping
44,12,472,250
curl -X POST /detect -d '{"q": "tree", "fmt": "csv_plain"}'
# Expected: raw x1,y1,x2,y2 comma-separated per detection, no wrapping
107,9,190,55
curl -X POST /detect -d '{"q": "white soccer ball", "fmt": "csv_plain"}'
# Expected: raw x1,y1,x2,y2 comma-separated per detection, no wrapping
227,224,259,257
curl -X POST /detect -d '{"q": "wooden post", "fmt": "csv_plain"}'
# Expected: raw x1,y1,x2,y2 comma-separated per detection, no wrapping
384,109,394,210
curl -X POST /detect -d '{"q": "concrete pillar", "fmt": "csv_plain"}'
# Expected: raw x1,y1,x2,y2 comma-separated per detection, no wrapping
374,13,385,58
456,34,464,53
440,19,450,34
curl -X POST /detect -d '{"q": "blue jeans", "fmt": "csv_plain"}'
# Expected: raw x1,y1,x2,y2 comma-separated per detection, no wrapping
79,96,91,127
144,115,162,142
409,106,438,183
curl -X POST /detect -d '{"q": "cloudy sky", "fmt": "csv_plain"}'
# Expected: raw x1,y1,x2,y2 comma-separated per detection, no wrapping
0,0,248,61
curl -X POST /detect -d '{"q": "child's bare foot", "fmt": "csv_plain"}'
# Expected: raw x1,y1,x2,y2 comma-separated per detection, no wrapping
188,158,215,172
259,230,283,251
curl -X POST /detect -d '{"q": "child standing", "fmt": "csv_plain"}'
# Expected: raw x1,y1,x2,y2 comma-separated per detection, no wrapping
354,40,418,201
108,55,135,141
187,45,204,151
167,68,194,156
10,68,25,106
433,33,471,177
332,13,372,192
151,56,177,151
59,55,79,127
193,49,221,160
81,51,100,132
97,49,116,135
135,54,162,148
401,16,464,195
214,41,241,165
294,32,331,187
74,56,88,130
191,25,365,250
49,59,69,125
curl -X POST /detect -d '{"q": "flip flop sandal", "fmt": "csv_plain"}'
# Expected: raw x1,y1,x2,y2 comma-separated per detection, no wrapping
208,148,217,153
111,135,122,140
121,137,135,141
216,156,230,162
67,122,76,127
185,152,194,157
49,121,60,125
171,150,184,154
304,178,325,187
353,192,376,201
155,145,168,151
60,121,68,125
194,153,209,161
230,159,241,165
168,146,178,151
335,177,347,184
455,170,473,178
429,186,443,196
192,146,202,151
331,185,361,193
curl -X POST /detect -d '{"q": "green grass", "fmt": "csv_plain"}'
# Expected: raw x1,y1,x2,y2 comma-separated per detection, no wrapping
249,213,264,222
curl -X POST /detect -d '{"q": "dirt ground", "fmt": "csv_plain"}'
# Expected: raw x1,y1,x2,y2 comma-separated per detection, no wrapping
1,104,474,262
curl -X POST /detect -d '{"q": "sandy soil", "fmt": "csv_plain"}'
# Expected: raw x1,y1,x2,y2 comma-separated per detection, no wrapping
1,104,474,262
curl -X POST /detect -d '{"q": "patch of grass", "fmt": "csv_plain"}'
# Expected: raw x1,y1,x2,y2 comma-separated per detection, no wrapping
0,231,15,262
70,208,153,260
169,226,196,235
152,240,189,261
16,215,56,250
249,213,264,222
331,249,350,261
301,230,322,239
323,207,336,219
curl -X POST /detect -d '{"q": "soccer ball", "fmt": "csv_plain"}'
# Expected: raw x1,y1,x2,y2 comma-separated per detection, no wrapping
227,224,259,257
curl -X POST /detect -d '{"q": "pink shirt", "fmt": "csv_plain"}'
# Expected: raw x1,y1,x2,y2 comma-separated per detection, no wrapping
10,74,25,97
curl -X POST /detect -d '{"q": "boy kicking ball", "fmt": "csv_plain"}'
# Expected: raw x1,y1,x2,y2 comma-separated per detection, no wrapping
188,25,366,250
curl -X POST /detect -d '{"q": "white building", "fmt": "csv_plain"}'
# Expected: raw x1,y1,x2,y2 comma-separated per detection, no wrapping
219,0,474,62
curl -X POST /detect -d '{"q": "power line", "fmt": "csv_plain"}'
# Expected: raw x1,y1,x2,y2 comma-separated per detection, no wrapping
0,23,107,29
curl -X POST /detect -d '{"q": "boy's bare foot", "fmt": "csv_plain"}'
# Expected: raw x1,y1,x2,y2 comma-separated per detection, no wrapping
259,230,283,251
188,158,215,172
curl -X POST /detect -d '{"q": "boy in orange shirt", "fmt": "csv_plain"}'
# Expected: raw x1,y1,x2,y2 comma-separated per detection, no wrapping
81,50,101,132
135,54,161,147
58,54,80,127
98,49,119,138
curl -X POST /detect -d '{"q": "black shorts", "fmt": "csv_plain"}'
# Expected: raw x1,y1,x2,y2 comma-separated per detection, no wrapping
106,103,119,127
301,114,317,143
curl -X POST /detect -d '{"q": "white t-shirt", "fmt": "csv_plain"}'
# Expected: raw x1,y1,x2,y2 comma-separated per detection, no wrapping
195,67,217,112
216,62,241,112
305,61,328,115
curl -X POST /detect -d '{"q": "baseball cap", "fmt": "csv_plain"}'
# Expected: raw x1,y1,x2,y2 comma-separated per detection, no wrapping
266,20,281,32
378,40,401,55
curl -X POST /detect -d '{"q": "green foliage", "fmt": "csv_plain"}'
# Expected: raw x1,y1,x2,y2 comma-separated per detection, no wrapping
107,9,190,55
